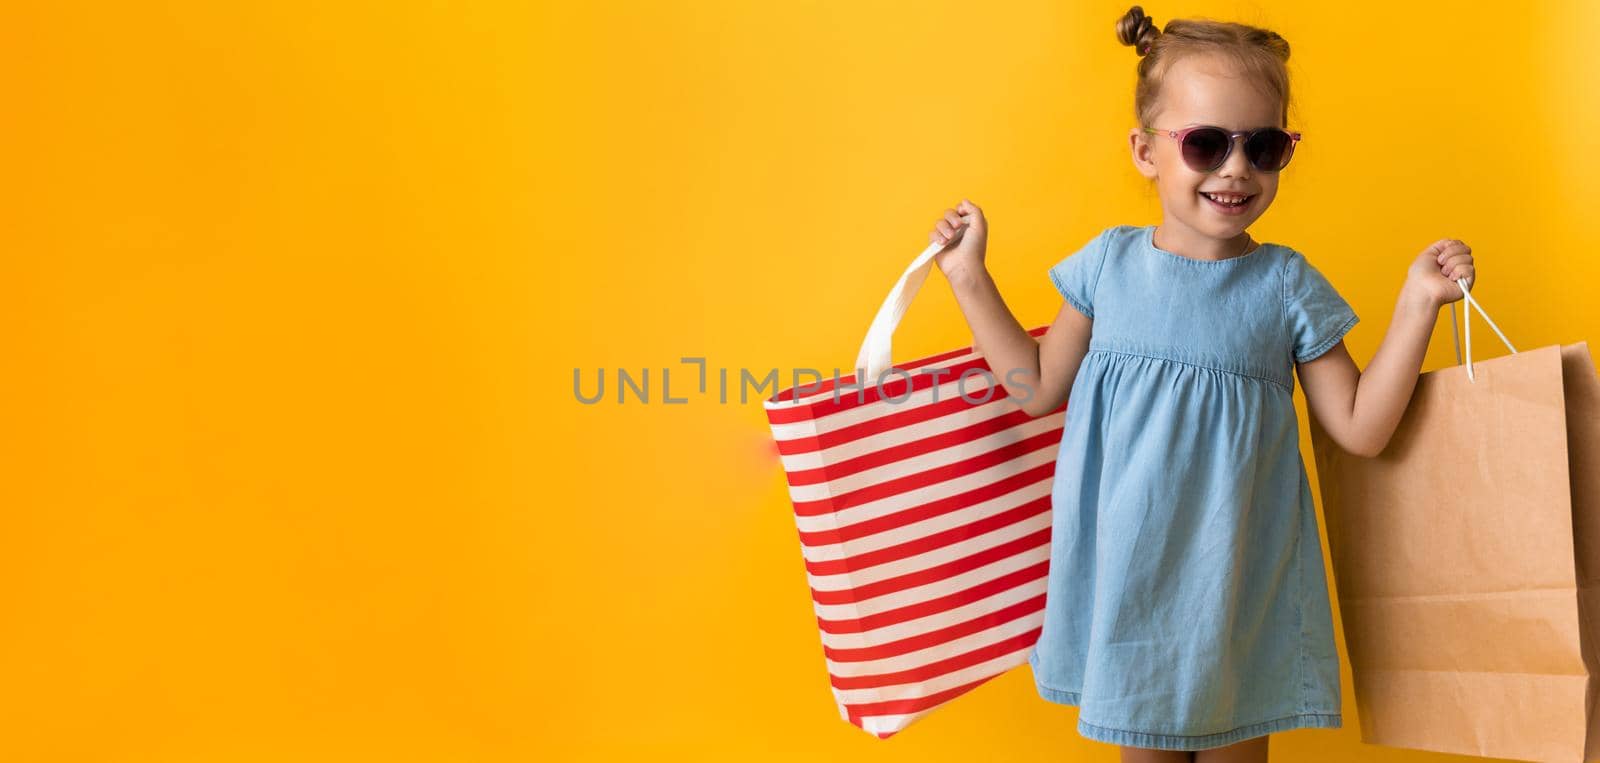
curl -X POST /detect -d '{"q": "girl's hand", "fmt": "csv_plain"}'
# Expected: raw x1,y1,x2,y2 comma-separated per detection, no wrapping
1406,238,1478,309
929,199,988,279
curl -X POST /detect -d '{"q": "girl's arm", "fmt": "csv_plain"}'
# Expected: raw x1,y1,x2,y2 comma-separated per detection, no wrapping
1297,239,1478,457
947,268,1092,417
931,200,1091,418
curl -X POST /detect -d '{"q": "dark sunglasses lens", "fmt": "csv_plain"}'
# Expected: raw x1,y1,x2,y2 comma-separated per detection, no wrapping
1245,129,1294,171
1181,128,1230,171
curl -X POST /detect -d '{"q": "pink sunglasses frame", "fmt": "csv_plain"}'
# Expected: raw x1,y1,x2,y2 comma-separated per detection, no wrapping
1140,125,1304,173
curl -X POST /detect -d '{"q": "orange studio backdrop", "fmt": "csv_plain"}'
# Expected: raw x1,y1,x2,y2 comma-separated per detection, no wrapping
1,0,1595,761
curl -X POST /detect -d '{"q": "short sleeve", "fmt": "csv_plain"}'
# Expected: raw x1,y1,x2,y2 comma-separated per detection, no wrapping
1048,228,1111,319
1284,251,1360,363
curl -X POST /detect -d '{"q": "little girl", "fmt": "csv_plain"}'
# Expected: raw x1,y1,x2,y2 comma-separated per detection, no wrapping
927,7,1477,763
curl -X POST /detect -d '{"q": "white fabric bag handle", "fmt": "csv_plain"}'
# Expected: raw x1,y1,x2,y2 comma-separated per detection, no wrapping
854,241,946,384
1446,275,1516,382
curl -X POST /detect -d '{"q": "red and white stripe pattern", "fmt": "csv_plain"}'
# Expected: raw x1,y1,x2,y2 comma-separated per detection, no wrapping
764,326,1066,738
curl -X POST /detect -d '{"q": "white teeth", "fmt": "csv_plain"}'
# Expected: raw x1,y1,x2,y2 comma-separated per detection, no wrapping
1204,192,1249,205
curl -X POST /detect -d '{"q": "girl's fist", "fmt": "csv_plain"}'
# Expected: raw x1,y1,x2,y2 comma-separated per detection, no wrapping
930,199,988,278
1407,238,1478,308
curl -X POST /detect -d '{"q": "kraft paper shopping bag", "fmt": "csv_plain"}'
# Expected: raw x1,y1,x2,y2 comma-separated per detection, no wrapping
1309,285,1600,763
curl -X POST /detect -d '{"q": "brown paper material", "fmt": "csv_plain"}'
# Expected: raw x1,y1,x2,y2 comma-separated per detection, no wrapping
1309,342,1600,763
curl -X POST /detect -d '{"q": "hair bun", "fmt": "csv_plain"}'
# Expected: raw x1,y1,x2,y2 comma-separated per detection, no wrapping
1117,5,1159,56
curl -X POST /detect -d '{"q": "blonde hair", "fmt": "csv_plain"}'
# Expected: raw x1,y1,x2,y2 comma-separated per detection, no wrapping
1115,5,1293,129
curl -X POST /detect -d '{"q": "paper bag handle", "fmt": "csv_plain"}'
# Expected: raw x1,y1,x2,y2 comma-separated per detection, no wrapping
1446,275,1516,382
854,241,946,383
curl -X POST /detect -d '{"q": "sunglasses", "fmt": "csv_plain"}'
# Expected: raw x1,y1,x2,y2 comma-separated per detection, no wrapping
1141,125,1303,173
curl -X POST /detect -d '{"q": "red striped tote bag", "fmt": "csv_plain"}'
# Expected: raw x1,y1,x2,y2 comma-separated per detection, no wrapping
764,240,1068,738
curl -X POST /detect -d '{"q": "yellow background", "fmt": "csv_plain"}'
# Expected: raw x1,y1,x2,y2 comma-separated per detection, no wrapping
2,0,1595,760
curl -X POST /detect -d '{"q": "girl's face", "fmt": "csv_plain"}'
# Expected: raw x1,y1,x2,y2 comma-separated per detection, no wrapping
1128,53,1284,249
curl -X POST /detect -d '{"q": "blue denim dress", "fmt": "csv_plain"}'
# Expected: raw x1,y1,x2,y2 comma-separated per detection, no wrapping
1026,224,1353,750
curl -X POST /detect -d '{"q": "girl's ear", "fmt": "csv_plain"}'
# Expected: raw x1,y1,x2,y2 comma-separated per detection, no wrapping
1128,128,1159,180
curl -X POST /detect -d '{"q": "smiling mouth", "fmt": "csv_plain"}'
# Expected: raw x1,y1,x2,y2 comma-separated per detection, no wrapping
1200,191,1254,207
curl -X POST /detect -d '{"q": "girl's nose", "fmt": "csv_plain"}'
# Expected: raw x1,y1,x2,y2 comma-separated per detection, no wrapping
1218,137,1253,178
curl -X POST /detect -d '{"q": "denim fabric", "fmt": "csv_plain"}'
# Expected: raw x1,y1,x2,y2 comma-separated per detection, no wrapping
1026,224,1354,751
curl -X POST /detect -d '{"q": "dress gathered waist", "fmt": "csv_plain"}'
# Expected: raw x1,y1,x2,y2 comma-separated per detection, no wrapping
1086,340,1295,392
